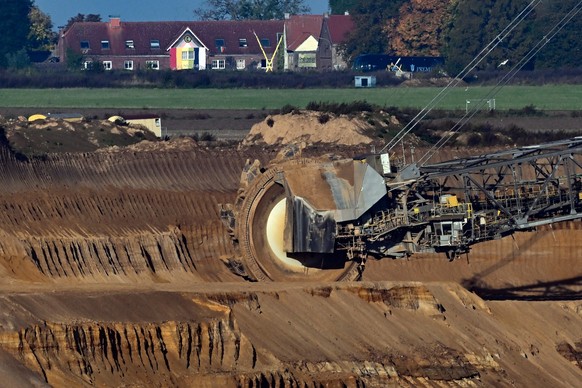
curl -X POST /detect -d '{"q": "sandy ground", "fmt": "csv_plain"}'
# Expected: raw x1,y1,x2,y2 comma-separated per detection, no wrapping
0,108,266,141
0,110,579,387
2,108,581,141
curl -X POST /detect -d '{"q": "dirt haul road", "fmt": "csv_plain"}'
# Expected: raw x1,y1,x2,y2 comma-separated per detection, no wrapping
0,115,580,387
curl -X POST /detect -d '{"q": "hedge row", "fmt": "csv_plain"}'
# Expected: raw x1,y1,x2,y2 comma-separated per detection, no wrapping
1,66,581,89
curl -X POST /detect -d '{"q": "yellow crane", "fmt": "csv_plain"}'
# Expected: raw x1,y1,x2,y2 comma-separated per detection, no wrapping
253,31,283,72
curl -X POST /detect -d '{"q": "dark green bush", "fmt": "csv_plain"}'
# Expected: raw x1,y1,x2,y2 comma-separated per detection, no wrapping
199,131,215,141
306,100,375,115
318,113,330,124
279,104,299,115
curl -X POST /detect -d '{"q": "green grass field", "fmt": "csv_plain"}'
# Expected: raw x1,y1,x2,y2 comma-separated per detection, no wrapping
0,85,580,110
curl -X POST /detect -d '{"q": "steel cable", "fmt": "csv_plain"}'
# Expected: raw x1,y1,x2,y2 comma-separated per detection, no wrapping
379,0,543,154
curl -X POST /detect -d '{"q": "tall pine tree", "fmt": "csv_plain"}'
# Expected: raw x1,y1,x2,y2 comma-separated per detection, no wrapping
329,0,358,15
442,0,495,75
533,0,582,69
483,0,536,71
0,0,33,67
444,0,581,73
339,0,406,63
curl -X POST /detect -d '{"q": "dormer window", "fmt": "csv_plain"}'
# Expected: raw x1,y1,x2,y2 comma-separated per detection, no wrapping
80,41,90,49
239,38,247,48
125,40,134,49
150,39,160,49
101,40,110,49
215,39,225,49
260,38,270,47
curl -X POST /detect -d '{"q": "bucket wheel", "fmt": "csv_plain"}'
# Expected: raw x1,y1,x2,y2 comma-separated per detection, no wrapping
237,165,359,282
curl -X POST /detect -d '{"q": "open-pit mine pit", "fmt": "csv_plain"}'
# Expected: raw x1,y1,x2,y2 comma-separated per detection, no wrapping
0,113,580,387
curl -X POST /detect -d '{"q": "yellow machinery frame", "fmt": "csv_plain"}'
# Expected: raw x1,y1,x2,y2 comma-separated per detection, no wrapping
254,32,284,72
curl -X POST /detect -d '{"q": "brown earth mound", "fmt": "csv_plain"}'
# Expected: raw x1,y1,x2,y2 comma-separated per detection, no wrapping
242,111,376,147
1,116,157,157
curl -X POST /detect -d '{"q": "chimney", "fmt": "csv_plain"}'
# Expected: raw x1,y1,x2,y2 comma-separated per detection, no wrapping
109,16,121,28
284,13,290,20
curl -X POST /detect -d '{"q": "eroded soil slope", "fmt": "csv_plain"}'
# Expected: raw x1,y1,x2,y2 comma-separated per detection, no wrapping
0,283,580,387
0,136,253,285
0,115,580,387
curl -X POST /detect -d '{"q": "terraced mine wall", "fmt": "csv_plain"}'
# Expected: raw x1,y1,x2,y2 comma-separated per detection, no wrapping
0,139,579,386
0,141,257,284
0,283,580,387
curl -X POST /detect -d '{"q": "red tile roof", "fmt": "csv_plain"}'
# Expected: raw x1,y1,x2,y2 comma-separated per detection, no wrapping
285,15,324,51
63,20,284,56
328,15,354,45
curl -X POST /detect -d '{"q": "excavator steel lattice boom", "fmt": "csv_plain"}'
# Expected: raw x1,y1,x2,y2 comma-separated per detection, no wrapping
221,138,582,281
219,1,582,281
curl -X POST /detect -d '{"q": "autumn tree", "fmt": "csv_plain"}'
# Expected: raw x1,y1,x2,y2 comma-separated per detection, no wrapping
28,5,57,52
386,0,454,56
195,0,310,20
0,0,33,67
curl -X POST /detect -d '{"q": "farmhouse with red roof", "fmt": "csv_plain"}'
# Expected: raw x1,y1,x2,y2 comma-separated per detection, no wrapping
57,14,353,72
283,13,353,71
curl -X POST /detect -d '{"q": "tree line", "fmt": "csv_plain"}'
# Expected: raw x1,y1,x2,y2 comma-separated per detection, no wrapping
332,0,581,74
0,0,102,69
1,0,580,74
0,0,52,68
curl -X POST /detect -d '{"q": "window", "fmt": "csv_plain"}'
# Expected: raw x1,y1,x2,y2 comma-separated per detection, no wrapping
276,33,283,44
80,41,90,49
260,59,267,68
124,60,133,70
236,59,246,70
215,38,225,49
298,53,317,68
125,40,134,49
101,40,110,50
150,39,160,49
239,38,247,48
146,60,160,70
212,59,225,69
182,50,194,60
83,61,92,69
103,61,112,70
260,38,270,47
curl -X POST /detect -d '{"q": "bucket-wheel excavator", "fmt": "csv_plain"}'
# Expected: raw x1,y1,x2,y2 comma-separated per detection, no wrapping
222,140,582,281
220,0,582,281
